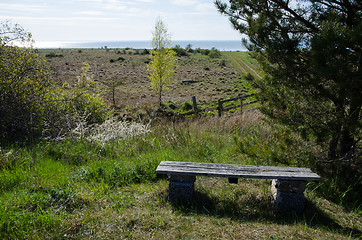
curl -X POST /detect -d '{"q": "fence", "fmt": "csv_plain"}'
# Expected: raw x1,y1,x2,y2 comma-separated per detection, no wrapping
182,94,257,117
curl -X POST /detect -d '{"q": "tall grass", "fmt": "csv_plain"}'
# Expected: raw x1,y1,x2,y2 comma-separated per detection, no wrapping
0,111,360,239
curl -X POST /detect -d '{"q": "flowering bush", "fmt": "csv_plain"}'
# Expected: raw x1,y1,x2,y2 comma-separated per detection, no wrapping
87,118,151,146
67,117,151,147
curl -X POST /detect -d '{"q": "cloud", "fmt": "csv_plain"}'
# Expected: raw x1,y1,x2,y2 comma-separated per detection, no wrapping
77,11,104,16
0,3,48,13
171,0,198,6
195,3,215,12
171,0,216,15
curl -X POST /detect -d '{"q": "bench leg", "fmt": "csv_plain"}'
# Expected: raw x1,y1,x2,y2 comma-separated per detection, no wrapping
271,179,306,214
168,175,196,203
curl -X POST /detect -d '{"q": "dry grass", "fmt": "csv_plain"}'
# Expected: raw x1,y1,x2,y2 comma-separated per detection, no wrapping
58,178,360,239
38,49,241,108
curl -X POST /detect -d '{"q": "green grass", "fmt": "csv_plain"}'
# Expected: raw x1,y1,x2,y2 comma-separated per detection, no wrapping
223,51,264,79
0,113,361,239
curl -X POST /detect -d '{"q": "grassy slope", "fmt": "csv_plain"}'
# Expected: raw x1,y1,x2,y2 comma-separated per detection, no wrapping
1,49,361,239
1,113,361,239
223,52,264,79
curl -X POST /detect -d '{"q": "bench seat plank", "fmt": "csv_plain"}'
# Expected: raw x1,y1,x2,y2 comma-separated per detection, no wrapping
156,161,321,181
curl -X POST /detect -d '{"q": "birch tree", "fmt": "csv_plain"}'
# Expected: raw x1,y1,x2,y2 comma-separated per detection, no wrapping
147,18,177,106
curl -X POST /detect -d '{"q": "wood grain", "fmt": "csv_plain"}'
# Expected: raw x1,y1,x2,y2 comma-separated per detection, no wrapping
156,161,321,181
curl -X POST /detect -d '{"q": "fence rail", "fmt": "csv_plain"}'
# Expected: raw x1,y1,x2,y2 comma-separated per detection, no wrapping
181,94,257,117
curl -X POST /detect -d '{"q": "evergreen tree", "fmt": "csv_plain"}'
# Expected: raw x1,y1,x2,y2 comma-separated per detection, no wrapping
215,0,361,160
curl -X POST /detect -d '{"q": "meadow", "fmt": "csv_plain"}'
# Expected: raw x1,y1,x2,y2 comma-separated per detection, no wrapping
0,48,361,239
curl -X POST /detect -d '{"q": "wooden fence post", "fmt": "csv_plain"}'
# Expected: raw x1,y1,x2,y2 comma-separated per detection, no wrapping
218,99,223,117
192,96,198,115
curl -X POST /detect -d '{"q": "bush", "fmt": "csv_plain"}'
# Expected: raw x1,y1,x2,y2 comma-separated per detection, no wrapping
208,48,222,58
244,73,254,81
45,52,63,58
181,101,193,111
141,49,149,55
0,46,52,140
0,45,110,141
200,49,210,55
172,45,188,57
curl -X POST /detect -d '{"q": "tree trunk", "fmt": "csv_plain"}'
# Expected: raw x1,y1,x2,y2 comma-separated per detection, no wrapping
328,134,340,160
159,87,162,107
339,128,354,158
338,100,361,159
328,100,360,160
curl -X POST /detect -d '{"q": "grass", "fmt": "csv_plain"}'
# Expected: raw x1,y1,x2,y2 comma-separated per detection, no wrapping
37,48,242,110
1,48,361,238
1,112,361,239
223,51,264,79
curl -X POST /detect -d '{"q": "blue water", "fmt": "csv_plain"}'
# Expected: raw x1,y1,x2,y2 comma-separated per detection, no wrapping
36,40,247,51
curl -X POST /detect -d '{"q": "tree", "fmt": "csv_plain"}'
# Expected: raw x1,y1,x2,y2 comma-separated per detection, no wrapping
215,0,361,160
0,20,33,46
0,21,52,139
100,77,125,107
0,21,110,141
147,17,177,106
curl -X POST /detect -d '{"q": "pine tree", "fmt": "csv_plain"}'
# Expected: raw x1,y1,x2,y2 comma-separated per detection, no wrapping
215,0,361,160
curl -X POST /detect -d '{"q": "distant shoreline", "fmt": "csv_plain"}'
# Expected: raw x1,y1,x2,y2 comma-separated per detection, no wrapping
34,40,247,51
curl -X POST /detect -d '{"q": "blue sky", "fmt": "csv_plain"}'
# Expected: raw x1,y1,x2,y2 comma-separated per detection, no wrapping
0,0,243,45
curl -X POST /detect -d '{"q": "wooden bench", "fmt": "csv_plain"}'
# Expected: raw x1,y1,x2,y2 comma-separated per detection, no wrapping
156,161,321,213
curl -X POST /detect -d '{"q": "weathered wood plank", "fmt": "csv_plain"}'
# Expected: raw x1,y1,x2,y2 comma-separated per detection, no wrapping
156,161,321,181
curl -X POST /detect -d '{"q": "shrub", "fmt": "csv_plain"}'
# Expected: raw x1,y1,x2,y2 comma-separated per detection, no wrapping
182,101,193,111
141,49,149,55
208,48,222,58
172,45,188,56
219,59,226,67
200,49,210,55
0,45,110,141
244,73,254,81
86,118,151,147
45,52,63,58
0,46,52,140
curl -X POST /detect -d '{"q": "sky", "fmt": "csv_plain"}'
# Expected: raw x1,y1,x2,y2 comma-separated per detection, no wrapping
0,0,243,45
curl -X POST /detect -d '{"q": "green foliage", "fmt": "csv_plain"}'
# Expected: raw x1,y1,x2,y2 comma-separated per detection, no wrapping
0,24,110,141
172,45,188,56
100,77,125,107
208,48,222,58
0,117,361,238
181,101,193,111
0,20,32,46
200,49,210,55
244,73,254,81
147,18,177,106
45,52,63,58
216,0,362,160
0,45,52,140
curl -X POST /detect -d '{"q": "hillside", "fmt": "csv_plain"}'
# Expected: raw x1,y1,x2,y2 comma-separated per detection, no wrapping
0,48,361,239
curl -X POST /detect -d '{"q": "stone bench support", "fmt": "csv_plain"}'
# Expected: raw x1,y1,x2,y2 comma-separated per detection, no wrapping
271,179,307,213
168,175,196,202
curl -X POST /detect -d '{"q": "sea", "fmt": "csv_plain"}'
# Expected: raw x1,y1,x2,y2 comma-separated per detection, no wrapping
34,40,247,51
